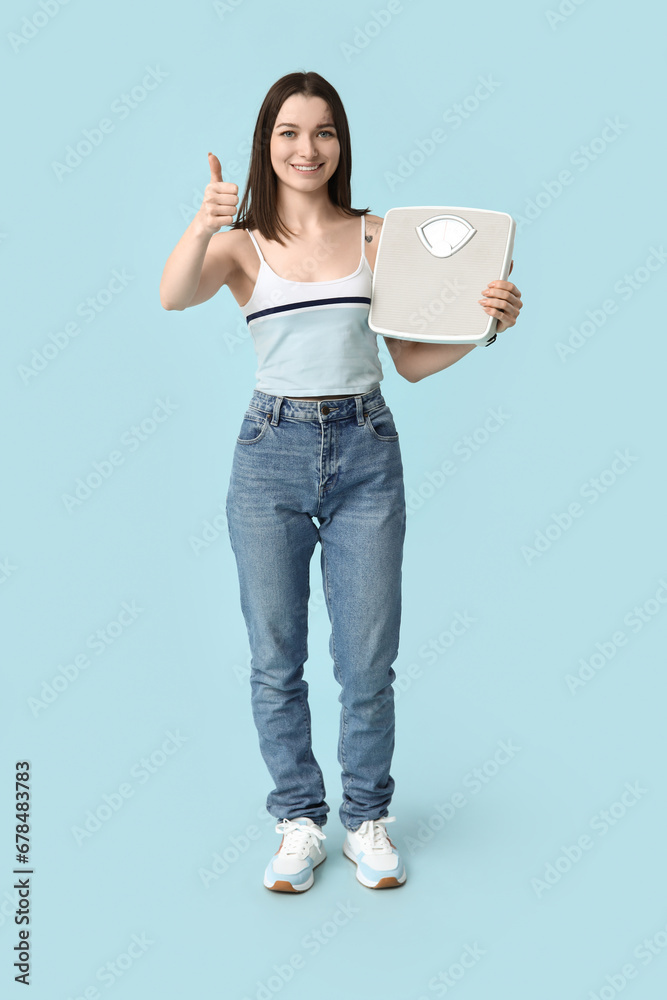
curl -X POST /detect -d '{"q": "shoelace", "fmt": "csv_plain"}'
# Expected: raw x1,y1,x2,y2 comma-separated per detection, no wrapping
275,818,327,857
353,816,397,853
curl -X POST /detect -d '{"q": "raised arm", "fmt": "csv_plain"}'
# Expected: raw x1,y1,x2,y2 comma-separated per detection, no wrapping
160,152,239,311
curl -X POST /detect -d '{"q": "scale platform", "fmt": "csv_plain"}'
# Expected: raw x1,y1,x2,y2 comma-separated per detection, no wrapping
368,206,516,347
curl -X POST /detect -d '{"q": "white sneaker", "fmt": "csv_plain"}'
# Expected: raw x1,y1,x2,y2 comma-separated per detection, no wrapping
342,816,406,888
263,817,327,892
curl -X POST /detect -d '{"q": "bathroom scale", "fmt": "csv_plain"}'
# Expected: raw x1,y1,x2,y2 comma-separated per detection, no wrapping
368,206,516,347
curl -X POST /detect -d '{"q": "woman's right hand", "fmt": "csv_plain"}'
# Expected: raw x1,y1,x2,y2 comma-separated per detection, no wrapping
197,152,239,235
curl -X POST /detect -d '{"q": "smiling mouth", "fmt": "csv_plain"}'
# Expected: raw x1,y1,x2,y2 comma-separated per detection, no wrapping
291,163,324,172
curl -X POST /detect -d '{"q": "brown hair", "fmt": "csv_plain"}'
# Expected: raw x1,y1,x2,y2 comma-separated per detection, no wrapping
230,70,370,245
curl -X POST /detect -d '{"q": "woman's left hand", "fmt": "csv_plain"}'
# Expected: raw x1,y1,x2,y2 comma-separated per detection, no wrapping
478,259,523,334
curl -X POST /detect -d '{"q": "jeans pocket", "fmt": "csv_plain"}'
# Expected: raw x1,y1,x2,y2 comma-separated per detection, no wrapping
364,404,399,442
236,407,270,445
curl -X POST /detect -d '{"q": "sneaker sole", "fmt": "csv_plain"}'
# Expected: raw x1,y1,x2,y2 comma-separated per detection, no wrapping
264,851,327,893
342,839,407,889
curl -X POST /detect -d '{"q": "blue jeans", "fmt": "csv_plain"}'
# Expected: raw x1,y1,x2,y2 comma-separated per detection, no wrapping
225,386,406,832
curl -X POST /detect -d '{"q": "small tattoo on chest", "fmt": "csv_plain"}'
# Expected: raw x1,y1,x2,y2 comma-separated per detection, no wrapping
365,234,373,243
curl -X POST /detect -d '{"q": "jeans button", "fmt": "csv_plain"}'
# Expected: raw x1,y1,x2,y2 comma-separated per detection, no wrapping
321,405,330,415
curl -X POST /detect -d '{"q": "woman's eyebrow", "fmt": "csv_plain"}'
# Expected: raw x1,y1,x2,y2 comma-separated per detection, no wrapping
275,121,336,129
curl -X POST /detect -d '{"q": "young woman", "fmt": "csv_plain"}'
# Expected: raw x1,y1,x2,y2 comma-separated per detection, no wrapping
160,71,523,894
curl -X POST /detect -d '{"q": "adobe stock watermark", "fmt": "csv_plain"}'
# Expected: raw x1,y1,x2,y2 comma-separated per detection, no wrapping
217,229,343,352
52,65,168,181
585,915,667,1000
240,900,360,1000
393,611,478,702
231,596,330,685
385,75,501,191
27,600,144,717
407,406,511,518
267,232,342,284
340,1,403,63
62,932,154,999
213,0,246,20
198,805,277,887
521,448,639,566
415,942,486,999
403,739,522,856
515,116,628,232
8,0,73,54
18,268,134,385
220,230,343,353
545,0,590,31
0,883,22,930
408,277,470,335
555,245,667,361
530,781,648,899
71,730,189,846
221,316,252,355
565,577,667,694
0,557,18,585
190,500,230,555
61,396,179,512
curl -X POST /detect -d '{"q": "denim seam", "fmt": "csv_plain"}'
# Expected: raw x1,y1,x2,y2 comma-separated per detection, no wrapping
322,546,348,773
236,415,270,444
364,409,399,442
299,689,312,764
299,580,327,809
322,546,354,823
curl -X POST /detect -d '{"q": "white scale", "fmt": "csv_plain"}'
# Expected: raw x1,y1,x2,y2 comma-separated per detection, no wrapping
368,206,516,347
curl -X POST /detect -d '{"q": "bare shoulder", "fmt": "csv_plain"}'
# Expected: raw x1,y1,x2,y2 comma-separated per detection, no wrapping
364,213,384,241
208,225,246,263
363,213,385,271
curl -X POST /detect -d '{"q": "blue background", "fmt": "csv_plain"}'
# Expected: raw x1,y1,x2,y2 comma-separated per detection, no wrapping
3,0,666,997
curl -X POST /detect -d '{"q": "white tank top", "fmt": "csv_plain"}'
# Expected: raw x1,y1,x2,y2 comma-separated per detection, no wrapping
237,214,384,396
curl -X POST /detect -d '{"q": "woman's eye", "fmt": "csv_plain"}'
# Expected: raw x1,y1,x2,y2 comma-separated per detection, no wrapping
279,130,335,138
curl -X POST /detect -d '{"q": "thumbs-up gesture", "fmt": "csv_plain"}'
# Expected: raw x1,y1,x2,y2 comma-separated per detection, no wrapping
197,153,239,235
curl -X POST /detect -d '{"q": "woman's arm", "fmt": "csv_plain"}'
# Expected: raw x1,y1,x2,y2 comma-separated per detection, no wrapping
160,215,216,310
390,340,477,382
160,153,239,310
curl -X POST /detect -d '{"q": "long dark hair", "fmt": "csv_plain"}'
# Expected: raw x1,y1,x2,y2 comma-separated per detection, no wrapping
230,70,369,245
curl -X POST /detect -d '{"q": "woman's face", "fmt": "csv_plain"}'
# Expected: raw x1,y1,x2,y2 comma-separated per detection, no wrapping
270,93,340,193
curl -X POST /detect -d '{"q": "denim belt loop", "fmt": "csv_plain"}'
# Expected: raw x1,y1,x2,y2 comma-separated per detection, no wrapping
355,395,365,426
272,395,283,426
